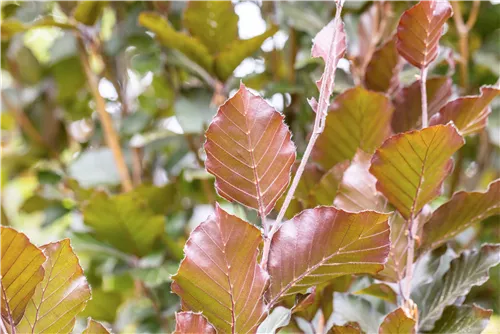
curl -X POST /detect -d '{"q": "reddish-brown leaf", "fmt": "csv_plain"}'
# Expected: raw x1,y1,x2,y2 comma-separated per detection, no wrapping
267,207,390,303
330,322,364,334
364,39,402,95
391,77,452,134
429,86,500,136
172,205,269,333
204,84,296,216
313,87,394,170
370,124,464,220
174,312,216,334
378,308,416,334
420,179,500,253
396,0,453,69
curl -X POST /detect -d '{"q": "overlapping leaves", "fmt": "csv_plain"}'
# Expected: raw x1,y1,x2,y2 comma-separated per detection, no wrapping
174,312,215,334
378,308,416,334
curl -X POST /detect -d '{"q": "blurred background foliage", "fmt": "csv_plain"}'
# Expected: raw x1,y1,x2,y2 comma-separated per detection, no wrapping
1,1,499,332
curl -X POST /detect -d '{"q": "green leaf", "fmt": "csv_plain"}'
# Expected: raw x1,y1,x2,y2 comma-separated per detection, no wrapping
138,12,214,74
80,289,122,323
420,179,500,253
83,191,164,257
17,239,91,333
311,162,348,206
353,283,398,305
326,293,382,334
1,227,46,326
364,39,402,95
83,318,111,334
378,308,416,334
68,148,122,188
369,124,464,220
73,1,107,26
414,244,500,330
267,207,390,302
174,312,215,334
313,87,394,170
172,205,269,333
257,306,291,334
428,305,492,334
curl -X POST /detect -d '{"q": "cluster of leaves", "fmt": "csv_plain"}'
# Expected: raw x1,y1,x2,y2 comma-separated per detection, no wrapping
1,0,499,333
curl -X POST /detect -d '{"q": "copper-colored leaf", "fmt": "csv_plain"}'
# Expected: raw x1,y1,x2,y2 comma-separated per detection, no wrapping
267,207,390,302
353,283,398,304
204,84,296,216
391,77,452,134
313,87,394,170
174,312,215,334
396,0,453,69
172,205,269,333
17,239,91,333
378,308,416,334
1,227,46,326
369,124,464,220
83,318,111,334
334,151,386,212
330,322,364,334
364,39,402,95
429,86,500,136
420,179,500,253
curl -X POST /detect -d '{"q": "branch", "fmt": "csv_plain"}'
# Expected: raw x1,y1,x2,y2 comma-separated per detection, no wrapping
420,67,428,128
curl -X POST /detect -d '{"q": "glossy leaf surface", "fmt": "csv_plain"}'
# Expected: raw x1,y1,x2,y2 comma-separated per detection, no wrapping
428,305,492,334
174,312,215,334
396,0,453,69
370,124,464,220
172,205,268,333
364,39,401,94
205,84,295,216
1,227,46,325
82,318,111,334
378,308,416,334
267,207,390,302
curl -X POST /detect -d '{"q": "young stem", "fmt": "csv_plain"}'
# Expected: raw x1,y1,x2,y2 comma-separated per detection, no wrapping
420,67,428,128
403,215,417,301
76,35,133,192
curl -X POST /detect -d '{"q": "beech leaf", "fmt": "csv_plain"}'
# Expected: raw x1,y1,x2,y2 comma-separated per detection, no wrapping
313,87,394,170
311,161,348,206
378,308,416,334
256,306,291,334
392,77,452,134
429,86,500,136
204,84,296,216
330,323,364,334
326,293,382,333
353,283,397,304
369,124,464,220
267,207,390,302
17,239,91,333
171,205,269,333
1,227,46,326
428,305,492,334
396,0,453,69
364,39,402,95
83,318,111,334
174,312,216,334
414,244,500,330
421,179,500,253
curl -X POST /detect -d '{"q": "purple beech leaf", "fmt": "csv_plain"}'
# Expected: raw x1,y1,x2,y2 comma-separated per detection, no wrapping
353,283,398,305
429,86,500,136
353,4,383,72
378,308,416,334
267,207,390,303
172,205,269,333
396,0,453,69
391,77,452,134
1,227,46,326
420,179,500,253
17,239,91,334
334,151,386,212
364,39,402,95
330,322,364,334
174,312,216,334
313,87,394,170
204,84,296,216
428,305,492,334
369,124,464,220
312,161,349,206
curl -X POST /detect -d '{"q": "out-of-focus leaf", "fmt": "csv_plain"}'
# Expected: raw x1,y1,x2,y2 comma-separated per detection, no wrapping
326,293,382,334
174,312,215,334
204,84,295,216
15,46,42,85
83,191,164,257
68,148,121,187
279,2,326,36
17,239,91,333
1,227,46,326
214,25,278,81
414,244,500,330
391,77,452,133
330,322,364,334
174,89,217,134
257,306,292,334
396,0,453,69
172,205,269,333
369,124,464,220
378,308,416,334
138,12,214,74
429,86,500,136
130,263,177,288
353,283,397,304
421,179,500,253
50,56,86,102
267,207,390,302
73,1,107,26
1,20,25,40
313,87,393,170
364,39,402,95
334,151,385,212
183,1,238,55
83,318,111,334
81,289,122,323
311,161,348,206
428,305,492,334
